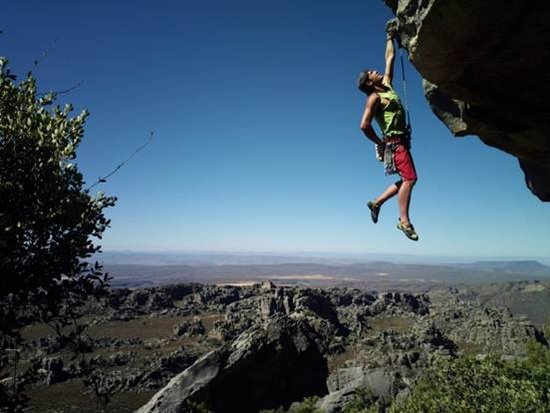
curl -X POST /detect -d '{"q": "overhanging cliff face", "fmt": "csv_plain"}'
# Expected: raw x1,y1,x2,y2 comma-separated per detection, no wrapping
384,0,550,201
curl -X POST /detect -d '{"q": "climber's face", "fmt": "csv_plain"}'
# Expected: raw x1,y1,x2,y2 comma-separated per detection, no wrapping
358,69,384,94
366,70,383,85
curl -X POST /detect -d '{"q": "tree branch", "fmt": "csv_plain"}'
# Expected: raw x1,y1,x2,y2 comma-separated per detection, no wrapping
38,81,84,99
87,131,154,191
32,39,58,69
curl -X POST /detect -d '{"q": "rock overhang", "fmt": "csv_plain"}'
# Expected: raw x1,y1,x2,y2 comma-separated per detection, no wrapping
383,0,550,201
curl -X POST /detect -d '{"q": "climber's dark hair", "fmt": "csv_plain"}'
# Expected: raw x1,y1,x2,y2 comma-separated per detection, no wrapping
357,69,374,94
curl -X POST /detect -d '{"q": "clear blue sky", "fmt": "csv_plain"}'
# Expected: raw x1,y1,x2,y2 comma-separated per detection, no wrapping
2,0,549,261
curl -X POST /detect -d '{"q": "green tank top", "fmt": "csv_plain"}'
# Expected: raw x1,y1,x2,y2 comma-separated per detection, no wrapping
374,85,407,136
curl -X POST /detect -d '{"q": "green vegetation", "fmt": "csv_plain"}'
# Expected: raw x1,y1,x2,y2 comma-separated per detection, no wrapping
1,58,115,410
343,388,378,413
260,396,322,413
346,331,550,413
391,354,549,412
0,57,115,331
186,400,211,413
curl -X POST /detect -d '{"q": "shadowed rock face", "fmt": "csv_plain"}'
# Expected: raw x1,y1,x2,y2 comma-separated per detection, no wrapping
136,316,328,413
385,0,550,201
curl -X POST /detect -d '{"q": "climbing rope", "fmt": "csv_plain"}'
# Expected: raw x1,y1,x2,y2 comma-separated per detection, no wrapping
398,46,412,137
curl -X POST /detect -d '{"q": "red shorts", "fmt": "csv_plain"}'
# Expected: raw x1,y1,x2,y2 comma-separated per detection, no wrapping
393,144,417,181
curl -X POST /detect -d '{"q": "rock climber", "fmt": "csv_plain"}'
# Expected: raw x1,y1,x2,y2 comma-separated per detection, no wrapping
357,24,419,241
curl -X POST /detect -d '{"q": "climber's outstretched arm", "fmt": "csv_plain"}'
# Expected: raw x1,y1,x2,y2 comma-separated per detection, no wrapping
383,35,395,86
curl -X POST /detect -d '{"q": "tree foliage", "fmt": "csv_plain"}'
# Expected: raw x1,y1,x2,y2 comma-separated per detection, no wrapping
0,57,115,408
343,388,378,413
0,57,115,330
390,352,549,413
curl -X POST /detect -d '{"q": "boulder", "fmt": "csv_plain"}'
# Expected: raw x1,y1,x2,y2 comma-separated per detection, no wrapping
136,316,328,413
294,290,341,325
385,0,550,201
261,280,277,290
42,356,68,386
318,366,398,412
173,317,206,337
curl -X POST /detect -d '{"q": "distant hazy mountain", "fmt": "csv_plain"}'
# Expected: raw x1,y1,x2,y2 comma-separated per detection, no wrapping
457,260,550,277
97,251,550,267
102,259,550,290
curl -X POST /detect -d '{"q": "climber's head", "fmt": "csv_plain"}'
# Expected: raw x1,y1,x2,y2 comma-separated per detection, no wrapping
357,69,383,94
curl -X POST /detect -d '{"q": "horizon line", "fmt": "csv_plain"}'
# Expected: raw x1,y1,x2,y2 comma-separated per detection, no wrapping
97,249,550,265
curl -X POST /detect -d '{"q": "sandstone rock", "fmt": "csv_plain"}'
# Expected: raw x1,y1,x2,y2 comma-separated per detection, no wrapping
136,316,328,413
294,289,341,325
108,351,133,366
173,317,206,337
42,356,68,386
425,297,542,355
260,292,288,319
13,281,549,412
385,0,550,201
208,319,234,342
261,279,277,290
134,349,199,391
318,367,398,412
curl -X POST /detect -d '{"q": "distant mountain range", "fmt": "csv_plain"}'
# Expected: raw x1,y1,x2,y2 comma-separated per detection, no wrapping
98,252,550,290
459,260,550,272
97,251,550,267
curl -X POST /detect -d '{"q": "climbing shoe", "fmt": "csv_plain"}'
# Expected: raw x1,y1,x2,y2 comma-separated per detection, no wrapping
367,201,381,223
397,218,419,241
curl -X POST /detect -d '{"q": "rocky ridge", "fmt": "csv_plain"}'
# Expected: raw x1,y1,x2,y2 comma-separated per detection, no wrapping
119,282,542,412
13,281,547,412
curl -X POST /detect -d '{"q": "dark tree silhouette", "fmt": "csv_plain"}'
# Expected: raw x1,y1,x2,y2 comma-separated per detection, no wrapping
0,57,116,410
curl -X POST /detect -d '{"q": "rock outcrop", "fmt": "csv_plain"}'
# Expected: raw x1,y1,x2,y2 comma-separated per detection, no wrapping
384,0,550,201
136,316,328,413
428,294,542,355
173,317,206,337
19,281,547,412
318,367,399,412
